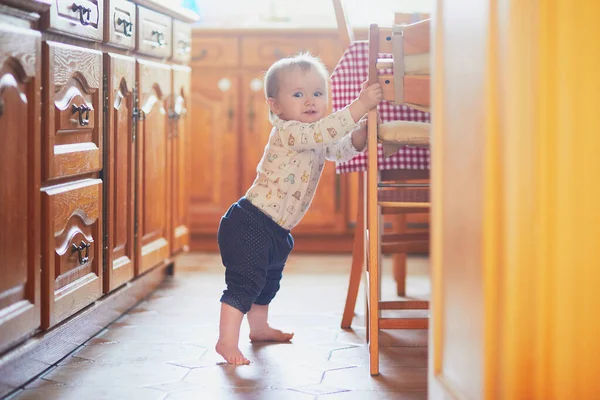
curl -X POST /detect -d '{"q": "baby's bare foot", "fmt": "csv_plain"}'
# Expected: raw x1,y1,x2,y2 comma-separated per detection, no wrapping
215,341,250,365
249,326,294,342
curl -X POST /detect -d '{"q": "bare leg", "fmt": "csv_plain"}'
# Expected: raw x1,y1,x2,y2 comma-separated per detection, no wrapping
247,304,294,342
215,302,250,365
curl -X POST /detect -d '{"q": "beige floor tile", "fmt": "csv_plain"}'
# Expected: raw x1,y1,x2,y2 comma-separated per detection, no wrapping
321,365,428,391
13,385,166,400
165,387,314,400
40,362,188,387
72,342,207,364
330,346,428,368
15,253,430,399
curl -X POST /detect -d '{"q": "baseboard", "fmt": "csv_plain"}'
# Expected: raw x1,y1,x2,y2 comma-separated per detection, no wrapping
0,261,172,399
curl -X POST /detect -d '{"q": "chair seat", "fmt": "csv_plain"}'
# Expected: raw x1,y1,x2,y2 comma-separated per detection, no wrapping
378,187,430,207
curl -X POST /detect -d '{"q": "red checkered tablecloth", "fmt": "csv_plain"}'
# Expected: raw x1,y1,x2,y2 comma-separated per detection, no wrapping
331,41,431,174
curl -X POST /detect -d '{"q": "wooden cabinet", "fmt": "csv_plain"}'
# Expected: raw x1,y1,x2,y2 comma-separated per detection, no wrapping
0,18,42,353
190,30,350,250
43,0,104,42
190,69,240,234
0,0,196,393
104,52,136,292
43,42,103,181
136,59,172,274
41,179,103,328
170,65,191,253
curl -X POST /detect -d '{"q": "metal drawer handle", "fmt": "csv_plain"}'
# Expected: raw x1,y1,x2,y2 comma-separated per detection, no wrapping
152,30,166,47
178,39,191,54
71,3,92,26
72,241,91,265
117,17,133,37
72,104,91,126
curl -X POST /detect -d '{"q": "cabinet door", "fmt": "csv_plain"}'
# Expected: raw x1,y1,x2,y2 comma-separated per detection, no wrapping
0,23,42,352
43,41,102,181
41,179,103,328
189,69,240,234
170,65,191,254
104,53,135,292
136,59,171,275
240,72,271,191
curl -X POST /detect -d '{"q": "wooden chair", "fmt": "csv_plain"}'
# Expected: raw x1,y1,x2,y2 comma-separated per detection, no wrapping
364,21,432,376
340,17,432,334
332,0,356,48
333,3,431,334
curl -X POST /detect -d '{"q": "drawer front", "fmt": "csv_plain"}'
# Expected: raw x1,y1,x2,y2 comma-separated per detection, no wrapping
172,19,192,63
105,0,136,49
44,41,103,181
46,0,104,42
241,36,341,70
136,5,172,59
191,36,239,67
42,178,103,327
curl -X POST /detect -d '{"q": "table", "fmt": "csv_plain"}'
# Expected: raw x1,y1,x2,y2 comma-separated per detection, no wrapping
331,41,431,174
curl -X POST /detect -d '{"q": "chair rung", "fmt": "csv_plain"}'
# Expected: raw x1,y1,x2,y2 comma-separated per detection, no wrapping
378,183,429,188
380,318,429,329
382,232,429,243
378,187,430,207
382,241,428,254
381,206,429,214
379,300,429,310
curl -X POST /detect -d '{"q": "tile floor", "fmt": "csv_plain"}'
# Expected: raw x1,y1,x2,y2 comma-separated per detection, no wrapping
9,253,430,400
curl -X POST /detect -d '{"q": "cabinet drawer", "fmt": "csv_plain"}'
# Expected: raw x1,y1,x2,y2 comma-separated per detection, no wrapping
172,19,191,63
43,41,103,181
241,36,341,70
42,178,103,328
136,5,172,59
104,0,136,49
45,0,104,42
191,36,239,67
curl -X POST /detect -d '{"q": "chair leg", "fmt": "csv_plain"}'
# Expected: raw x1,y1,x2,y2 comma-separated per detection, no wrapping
341,176,365,329
392,214,407,296
393,254,407,297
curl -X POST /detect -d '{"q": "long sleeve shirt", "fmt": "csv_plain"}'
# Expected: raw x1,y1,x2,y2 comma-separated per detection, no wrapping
245,107,361,230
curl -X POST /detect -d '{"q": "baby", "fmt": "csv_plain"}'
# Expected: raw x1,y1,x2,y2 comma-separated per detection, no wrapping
216,53,382,364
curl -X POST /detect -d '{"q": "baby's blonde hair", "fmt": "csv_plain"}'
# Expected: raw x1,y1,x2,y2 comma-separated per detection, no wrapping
264,53,329,122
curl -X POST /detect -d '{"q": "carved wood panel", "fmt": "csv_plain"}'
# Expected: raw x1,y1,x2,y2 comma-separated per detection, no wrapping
104,52,135,292
41,178,103,328
0,21,42,353
43,41,102,181
136,59,171,274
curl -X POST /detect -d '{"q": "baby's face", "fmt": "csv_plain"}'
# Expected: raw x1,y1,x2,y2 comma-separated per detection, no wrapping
271,68,328,123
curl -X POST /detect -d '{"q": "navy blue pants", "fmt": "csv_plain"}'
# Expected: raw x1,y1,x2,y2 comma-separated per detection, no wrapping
217,197,294,314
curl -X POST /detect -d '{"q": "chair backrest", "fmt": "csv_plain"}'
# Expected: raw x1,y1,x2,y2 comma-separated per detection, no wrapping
368,22,431,111
332,0,354,49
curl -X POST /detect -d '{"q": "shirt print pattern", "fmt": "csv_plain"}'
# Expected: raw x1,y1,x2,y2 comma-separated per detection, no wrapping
245,106,361,230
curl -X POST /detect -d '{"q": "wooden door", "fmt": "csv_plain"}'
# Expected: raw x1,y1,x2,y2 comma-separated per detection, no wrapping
431,0,600,398
0,22,42,352
170,65,191,254
104,53,135,292
136,59,171,275
189,69,240,234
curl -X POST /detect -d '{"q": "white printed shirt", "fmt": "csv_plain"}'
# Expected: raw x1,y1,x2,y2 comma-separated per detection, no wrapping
245,106,361,230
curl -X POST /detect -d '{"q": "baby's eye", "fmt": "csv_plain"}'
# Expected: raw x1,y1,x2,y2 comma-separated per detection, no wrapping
314,91,324,97
293,92,303,98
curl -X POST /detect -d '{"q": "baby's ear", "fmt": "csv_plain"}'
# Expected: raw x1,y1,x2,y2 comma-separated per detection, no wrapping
267,98,281,115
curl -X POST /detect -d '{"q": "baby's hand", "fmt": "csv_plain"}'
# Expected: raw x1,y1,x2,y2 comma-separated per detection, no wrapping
358,82,383,111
